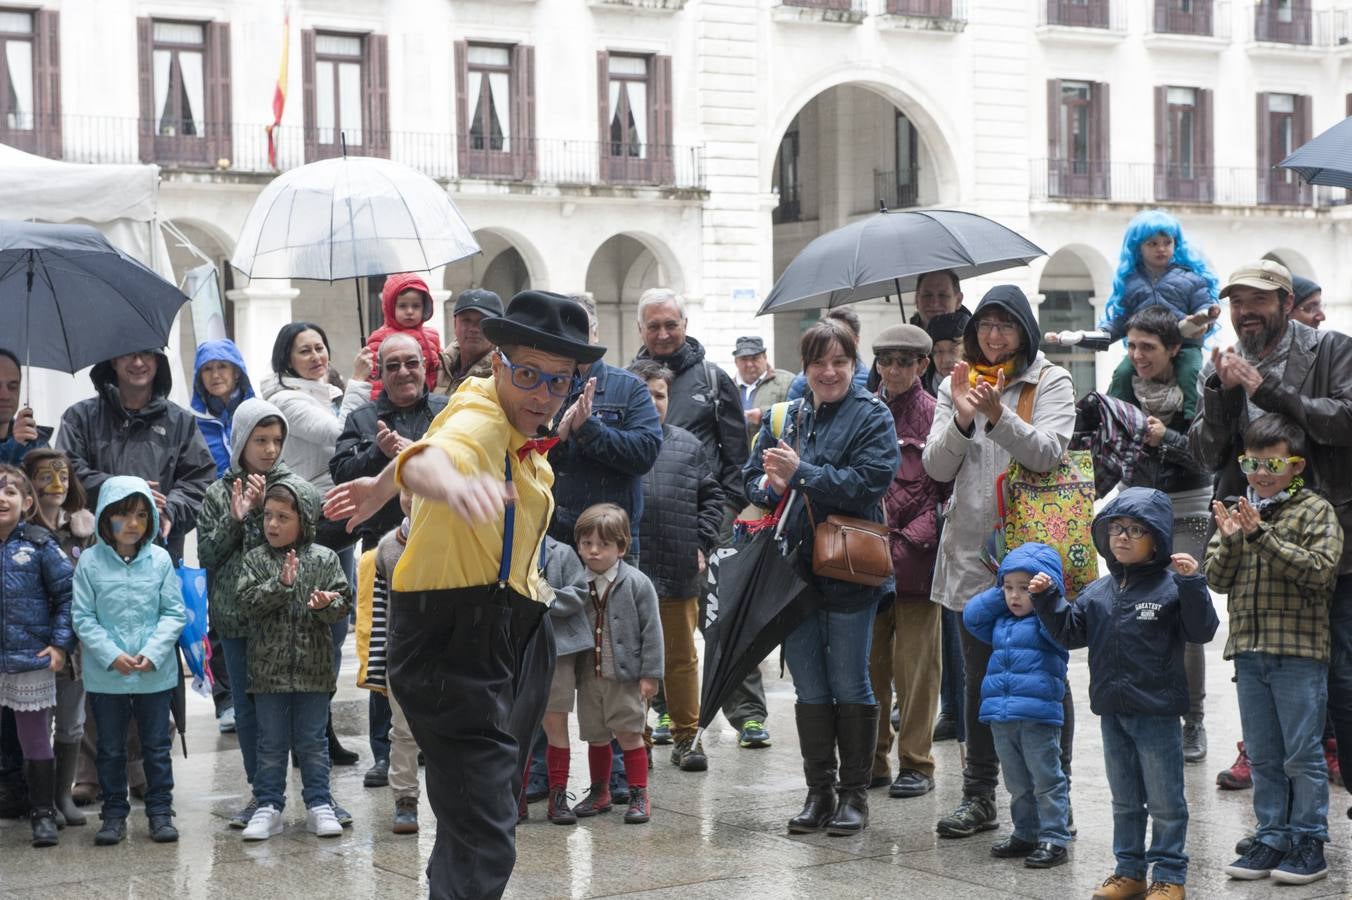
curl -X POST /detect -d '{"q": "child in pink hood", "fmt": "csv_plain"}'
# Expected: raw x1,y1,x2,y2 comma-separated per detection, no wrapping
365,273,443,399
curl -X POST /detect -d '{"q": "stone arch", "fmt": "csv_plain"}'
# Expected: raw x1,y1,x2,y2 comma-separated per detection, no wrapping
163,217,237,362
443,226,547,299
584,231,686,365
1036,244,1115,399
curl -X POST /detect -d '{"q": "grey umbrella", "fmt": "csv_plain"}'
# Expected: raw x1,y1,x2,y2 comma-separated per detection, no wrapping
0,221,189,396
1279,115,1352,189
757,208,1045,316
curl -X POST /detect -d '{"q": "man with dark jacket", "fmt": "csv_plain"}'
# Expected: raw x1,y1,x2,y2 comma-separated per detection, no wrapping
631,288,771,749
1189,259,1352,796
0,348,51,465
631,359,725,772
57,349,215,564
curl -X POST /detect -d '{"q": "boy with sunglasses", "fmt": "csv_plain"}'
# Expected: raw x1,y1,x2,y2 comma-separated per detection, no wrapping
1206,413,1343,886
1032,486,1218,900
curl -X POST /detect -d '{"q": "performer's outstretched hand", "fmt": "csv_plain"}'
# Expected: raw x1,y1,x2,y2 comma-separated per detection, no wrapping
325,472,396,531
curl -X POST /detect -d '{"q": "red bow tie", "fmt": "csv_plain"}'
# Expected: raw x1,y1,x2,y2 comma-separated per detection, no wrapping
516,437,560,461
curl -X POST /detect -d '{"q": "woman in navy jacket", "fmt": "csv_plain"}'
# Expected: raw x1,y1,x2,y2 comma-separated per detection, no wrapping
744,318,899,839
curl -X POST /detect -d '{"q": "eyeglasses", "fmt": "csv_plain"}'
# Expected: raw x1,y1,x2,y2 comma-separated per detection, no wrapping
496,351,577,398
1297,300,1324,315
1238,454,1304,475
382,359,424,374
876,353,922,369
1106,523,1150,540
975,321,1018,336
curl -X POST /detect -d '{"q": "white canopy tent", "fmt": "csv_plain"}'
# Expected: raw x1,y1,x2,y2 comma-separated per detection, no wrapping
0,142,190,432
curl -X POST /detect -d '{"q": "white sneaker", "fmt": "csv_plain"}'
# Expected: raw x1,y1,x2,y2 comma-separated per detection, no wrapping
241,805,284,841
306,803,343,837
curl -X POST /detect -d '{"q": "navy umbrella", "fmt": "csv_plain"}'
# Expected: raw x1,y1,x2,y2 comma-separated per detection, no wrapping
757,209,1045,316
0,221,189,394
1279,116,1352,189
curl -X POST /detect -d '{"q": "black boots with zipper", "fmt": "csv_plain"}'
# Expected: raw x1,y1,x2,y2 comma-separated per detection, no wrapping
827,704,879,836
788,703,837,833
26,759,59,847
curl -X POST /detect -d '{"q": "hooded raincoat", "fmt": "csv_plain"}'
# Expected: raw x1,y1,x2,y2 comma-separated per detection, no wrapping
71,477,186,696
190,339,255,478
365,273,442,398
923,287,1076,613
1033,487,1219,717
196,398,294,640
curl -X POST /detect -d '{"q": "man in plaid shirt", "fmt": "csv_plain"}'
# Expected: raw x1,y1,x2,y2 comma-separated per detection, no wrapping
1206,414,1343,886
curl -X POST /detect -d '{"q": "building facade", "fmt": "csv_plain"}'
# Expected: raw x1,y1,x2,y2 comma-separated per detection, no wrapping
8,0,1349,388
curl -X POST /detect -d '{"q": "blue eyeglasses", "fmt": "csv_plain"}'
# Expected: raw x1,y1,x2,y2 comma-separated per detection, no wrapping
496,350,577,398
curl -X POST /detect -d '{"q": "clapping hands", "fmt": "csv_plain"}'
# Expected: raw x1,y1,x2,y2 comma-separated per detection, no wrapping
1213,498,1261,538
229,474,267,521
556,378,596,442
950,364,1005,430
308,590,340,611
375,419,412,459
280,549,299,586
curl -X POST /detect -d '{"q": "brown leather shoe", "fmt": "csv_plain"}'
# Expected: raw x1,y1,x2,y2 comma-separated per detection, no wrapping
624,786,650,824
1092,874,1148,900
1144,883,1185,900
571,783,612,818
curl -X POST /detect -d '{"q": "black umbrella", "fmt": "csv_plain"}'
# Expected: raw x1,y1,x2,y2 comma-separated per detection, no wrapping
695,508,817,743
1279,115,1352,189
0,220,189,399
757,209,1045,316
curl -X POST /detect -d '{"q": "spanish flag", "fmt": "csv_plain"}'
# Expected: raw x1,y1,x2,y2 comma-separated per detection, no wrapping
266,8,289,169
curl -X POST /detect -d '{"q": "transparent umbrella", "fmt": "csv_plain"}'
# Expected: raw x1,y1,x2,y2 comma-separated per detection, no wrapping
230,152,480,338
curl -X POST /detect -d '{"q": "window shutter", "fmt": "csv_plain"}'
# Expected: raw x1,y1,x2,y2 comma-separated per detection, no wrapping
1153,85,1167,200
1092,81,1110,198
1256,93,1270,203
137,17,154,162
34,10,60,158
597,50,610,156
1046,79,1061,195
1153,0,1168,31
301,29,316,161
513,43,536,179
207,21,232,166
653,54,673,183
1294,93,1312,147
1198,87,1214,202
454,41,468,177
366,33,389,157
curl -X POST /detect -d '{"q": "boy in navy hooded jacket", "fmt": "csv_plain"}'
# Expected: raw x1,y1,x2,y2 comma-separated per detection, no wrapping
1033,487,1218,900
964,542,1071,869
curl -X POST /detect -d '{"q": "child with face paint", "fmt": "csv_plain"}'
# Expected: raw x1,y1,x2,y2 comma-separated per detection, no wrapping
0,465,75,848
71,476,186,847
21,450,94,828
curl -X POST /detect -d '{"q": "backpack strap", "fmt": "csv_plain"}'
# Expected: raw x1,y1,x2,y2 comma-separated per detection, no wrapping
1014,367,1048,425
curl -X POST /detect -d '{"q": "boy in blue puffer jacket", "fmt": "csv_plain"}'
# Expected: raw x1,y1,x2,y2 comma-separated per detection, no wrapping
963,543,1071,870
1033,486,1218,900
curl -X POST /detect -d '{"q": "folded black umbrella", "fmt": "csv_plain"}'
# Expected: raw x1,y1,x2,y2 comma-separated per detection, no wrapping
696,514,816,738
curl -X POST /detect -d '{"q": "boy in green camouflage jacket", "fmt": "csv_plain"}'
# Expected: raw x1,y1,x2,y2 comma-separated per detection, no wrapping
235,475,350,842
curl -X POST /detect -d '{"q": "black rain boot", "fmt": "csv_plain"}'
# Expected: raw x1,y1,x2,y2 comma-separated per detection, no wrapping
788,703,838,834
25,758,59,848
827,703,879,837
327,716,358,767
53,741,85,826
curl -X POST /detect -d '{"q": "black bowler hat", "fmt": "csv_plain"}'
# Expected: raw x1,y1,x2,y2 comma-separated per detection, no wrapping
453,288,504,318
482,290,606,364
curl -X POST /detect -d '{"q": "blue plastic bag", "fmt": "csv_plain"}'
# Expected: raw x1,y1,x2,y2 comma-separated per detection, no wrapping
176,564,212,698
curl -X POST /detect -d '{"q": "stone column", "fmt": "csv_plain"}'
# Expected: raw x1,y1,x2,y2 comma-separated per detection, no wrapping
227,282,299,384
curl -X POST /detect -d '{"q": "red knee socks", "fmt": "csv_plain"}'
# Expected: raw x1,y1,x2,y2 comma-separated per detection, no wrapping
546,745,570,790
588,743,612,786
622,747,648,790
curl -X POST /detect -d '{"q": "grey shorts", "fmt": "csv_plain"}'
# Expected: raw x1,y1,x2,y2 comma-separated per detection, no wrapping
576,665,647,743
547,653,583,714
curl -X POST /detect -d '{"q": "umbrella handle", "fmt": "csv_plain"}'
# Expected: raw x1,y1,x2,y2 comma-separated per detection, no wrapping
773,490,797,541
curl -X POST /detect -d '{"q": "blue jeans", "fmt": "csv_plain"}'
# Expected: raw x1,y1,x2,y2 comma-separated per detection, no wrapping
88,690,174,820
369,691,392,763
940,607,966,741
784,604,876,706
990,720,1070,846
253,691,332,812
1100,714,1188,884
1235,652,1330,849
220,637,258,786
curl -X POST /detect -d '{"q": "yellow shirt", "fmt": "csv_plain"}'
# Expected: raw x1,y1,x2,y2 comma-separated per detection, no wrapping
391,376,554,601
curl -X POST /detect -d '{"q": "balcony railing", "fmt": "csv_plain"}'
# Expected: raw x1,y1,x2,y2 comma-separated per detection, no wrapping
874,168,920,210
885,0,958,16
1152,1,1233,38
1031,158,1346,208
1040,0,1127,30
1253,0,1312,43
31,115,705,190
781,0,864,10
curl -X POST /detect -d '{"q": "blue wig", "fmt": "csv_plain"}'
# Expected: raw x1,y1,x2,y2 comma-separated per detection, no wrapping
1102,209,1219,331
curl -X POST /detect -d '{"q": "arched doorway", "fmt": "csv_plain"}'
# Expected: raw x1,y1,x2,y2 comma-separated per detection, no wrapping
584,233,680,365
444,229,537,301
163,218,235,378
1038,248,1099,399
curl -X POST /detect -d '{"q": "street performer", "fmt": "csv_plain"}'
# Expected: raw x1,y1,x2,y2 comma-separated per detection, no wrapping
323,290,605,899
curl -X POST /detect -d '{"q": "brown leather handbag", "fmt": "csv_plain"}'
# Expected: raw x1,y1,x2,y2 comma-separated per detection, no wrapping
803,493,892,587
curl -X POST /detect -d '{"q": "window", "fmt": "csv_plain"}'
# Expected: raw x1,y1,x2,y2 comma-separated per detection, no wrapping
1255,0,1311,44
1155,86,1213,202
454,41,535,179
887,0,954,14
1257,92,1310,205
1153,0,1213,35
773,121,800,224
137,18,230,166
1047,0,1110,28
1046,79,1109,199
596,51,673,185
0,9,59,157
889,111,919,208
302,30,388,162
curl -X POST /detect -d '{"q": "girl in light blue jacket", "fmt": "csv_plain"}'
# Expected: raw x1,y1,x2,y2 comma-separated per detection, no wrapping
71,476,185,847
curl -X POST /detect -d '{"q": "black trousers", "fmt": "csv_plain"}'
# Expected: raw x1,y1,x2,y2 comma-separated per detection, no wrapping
388,586,555,900
960,625,1074,798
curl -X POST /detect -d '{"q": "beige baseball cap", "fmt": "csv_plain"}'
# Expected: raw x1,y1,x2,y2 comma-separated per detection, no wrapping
1219,260,1293,298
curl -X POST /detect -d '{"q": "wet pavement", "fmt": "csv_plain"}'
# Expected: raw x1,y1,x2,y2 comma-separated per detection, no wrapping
3,618,1352,899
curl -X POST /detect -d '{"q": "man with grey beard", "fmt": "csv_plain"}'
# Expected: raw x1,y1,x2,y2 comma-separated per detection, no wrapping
1189,259,1352,812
